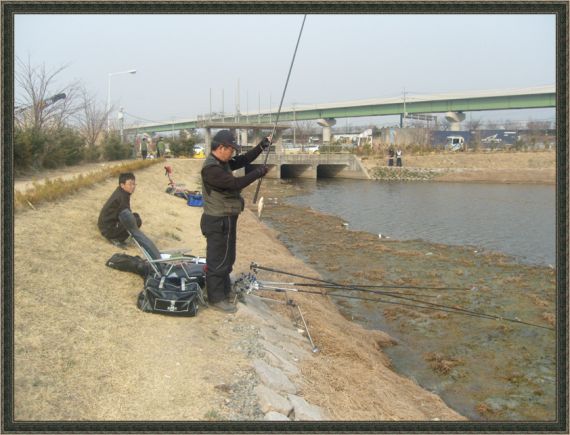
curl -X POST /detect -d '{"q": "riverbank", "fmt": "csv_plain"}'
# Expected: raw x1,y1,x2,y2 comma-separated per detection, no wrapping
12,159,464,421
360,150,555,184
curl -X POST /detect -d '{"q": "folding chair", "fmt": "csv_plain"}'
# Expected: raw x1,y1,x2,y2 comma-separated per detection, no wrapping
118,209,208,314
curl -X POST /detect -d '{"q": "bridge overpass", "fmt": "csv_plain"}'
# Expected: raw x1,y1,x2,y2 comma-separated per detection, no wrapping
124,85,555,136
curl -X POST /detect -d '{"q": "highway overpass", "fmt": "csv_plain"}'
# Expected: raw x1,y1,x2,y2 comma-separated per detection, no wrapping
124,85,555,136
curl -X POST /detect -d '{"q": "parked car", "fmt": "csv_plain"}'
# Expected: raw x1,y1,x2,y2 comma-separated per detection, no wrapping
446,136,465,151
193,144,205,158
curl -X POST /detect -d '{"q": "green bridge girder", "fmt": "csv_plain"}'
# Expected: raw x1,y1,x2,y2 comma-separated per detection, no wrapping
125,91,555,135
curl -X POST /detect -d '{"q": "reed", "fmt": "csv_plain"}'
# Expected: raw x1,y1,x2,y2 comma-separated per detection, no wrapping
15,159,162,212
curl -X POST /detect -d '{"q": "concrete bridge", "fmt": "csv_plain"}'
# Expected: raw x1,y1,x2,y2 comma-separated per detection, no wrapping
124,85,555,137
241,153,370,180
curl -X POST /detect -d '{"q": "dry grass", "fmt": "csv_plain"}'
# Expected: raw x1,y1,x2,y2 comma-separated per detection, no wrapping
13,158,465,422
15,159,160,212
424,352,464,375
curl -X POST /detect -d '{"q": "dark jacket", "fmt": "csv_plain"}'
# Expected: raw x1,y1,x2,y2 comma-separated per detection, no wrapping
98,187,132,237
201,144,264,216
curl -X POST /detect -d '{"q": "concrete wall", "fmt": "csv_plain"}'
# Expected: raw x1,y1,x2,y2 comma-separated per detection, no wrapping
244,154,370,180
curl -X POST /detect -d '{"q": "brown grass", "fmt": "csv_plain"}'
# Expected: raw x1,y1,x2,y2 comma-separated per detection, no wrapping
15,159,161,212
13,158,465,421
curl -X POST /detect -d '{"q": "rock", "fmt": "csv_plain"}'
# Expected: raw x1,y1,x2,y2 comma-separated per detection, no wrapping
264,411,290,421
259,326,311,359
260,339,300,375
287,394,327,420
254,384,293,416
252,359,297,394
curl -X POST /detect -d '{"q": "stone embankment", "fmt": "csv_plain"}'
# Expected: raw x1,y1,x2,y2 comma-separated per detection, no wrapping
237,294,327,421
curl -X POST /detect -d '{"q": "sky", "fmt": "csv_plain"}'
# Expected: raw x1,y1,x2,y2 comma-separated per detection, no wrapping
14,13,556,129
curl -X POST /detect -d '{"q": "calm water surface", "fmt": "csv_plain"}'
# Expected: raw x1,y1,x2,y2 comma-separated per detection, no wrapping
287,179,556,266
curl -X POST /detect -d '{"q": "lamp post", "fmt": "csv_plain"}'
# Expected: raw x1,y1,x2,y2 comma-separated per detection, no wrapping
107,69,136,132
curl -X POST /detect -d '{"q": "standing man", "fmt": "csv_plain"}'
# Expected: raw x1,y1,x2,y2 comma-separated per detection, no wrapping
200,130,270,313
396,148,403,167
141,138,148,159
98,172,142,248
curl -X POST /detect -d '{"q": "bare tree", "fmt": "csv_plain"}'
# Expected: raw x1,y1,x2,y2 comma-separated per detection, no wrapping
438,117,451,131
76,86,109,148
15,56,81,131
504,119,520,130
294,120,316,144
465,118,482,131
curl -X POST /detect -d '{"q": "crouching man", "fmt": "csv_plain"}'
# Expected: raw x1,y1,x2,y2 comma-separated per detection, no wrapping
200,130,270,313
98,172,142,248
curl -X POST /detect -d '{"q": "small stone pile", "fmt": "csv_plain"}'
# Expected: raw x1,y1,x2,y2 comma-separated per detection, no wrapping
236,295,328,421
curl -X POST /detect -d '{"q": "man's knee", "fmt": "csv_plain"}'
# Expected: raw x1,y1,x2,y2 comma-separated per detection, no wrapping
133,213,142,228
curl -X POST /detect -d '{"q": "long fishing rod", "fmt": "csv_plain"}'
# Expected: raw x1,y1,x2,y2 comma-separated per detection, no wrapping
251,281,556,330
252,15,307,204
260,280,470,292
249,263,554,331
253,264,532,328
259,281,440,298
252,263,471,295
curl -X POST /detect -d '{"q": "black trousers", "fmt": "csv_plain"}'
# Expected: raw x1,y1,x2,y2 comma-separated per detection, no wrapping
102,212,142,242
200,214,238,303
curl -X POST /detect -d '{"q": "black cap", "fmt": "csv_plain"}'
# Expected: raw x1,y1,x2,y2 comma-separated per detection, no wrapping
212,130,240,150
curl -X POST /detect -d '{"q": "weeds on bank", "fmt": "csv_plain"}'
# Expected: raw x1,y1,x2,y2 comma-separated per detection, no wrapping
424,352,464,375
371,167,439,181
15,159,162,212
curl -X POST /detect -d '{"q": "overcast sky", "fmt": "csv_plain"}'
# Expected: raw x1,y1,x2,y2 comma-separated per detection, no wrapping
15,13,556,128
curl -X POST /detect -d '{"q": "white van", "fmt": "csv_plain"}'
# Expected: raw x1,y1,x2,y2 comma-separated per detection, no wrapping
446,136,465,151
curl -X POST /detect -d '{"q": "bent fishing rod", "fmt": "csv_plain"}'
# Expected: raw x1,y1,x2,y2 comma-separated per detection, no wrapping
252,15,307,204
248,263,554,331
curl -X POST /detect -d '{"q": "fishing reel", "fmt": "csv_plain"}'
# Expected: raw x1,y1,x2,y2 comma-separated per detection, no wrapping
232,272,260,296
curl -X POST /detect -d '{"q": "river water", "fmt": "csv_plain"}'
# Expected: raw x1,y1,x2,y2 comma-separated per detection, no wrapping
287,179,556,266
257,178,557,421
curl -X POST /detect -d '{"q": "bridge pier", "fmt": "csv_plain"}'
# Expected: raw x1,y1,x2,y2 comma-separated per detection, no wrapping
317,118,337,144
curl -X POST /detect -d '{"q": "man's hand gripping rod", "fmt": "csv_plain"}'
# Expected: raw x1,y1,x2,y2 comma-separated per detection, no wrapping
252,15,307,204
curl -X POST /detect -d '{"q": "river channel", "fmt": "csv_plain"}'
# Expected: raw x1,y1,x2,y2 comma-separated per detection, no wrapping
251,178,557,421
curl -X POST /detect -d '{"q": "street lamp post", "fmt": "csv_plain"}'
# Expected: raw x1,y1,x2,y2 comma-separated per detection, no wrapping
107,69,136,132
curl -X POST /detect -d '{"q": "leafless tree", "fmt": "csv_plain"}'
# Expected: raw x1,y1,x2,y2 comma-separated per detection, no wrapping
465,118,483,131
504,119,520,131
293,120,317,144
438,117,451,131
15,56,81,131
76,86,109,148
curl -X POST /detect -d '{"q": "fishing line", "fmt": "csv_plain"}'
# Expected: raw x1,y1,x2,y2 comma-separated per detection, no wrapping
250,263,554,331
252,15,307,204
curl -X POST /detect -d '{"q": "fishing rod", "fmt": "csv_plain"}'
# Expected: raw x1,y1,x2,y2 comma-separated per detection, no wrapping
252,15,307,205
252,263,473,295
248,263,554,331
245,279,554,329
260,280,469,292
259,281,441,298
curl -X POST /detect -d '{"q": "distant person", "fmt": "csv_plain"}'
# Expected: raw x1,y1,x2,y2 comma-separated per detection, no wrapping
388,147,395,166
396,148,403,167
200,130,270,313
141,138,148,159
98,172,142,249
157,139,165,158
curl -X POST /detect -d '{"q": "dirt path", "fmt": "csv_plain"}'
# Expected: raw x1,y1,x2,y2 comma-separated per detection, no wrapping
13,158,463,421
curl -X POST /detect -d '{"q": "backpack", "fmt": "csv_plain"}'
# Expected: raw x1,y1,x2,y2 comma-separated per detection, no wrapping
137,270,201,316
106,253,149,277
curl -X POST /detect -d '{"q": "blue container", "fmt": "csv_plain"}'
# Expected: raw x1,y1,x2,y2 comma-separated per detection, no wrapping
187,194,204,207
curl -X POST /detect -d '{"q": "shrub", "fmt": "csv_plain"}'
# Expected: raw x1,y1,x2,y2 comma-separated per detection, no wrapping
102,132,132,161
169,137,195,157
14,127,47,170
55,128,85,166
